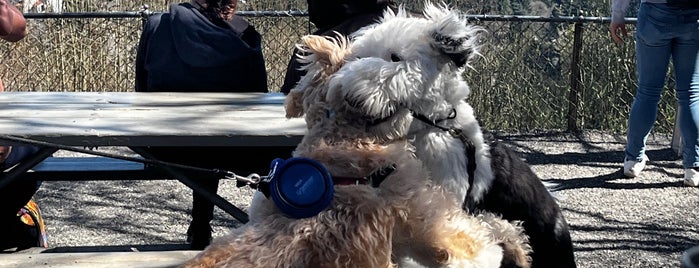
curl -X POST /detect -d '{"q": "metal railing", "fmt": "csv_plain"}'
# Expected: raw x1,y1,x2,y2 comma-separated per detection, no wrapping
0,11,675,134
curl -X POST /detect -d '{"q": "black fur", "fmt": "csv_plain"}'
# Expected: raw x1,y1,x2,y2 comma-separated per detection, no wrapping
467,133,577,268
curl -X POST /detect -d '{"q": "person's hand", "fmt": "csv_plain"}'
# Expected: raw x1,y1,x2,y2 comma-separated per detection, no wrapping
0,146,11,164
609,22,627,45
0,0,27,42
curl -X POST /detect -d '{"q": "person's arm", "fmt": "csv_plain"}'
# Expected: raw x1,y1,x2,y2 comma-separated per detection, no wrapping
246,28,268,92
609,0,632,45
135,14,162,92
0,0,27,42
280,48,305,95
134,25,149,92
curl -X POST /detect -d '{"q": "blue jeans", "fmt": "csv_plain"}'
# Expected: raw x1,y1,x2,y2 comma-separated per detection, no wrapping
692,37,699,168
625,3,699,169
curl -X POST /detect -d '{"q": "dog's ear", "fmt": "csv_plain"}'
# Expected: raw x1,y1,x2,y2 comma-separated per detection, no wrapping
297,33,349,76
425,3,483,68
285,34,350,118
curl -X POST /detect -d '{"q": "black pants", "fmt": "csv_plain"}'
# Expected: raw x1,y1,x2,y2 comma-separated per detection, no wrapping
0,146,41,251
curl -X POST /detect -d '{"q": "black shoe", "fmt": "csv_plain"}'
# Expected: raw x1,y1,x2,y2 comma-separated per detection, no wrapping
0,199,48,252
186,223,212,250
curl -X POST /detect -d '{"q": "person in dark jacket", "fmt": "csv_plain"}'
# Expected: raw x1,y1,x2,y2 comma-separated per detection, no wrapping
279,0,397,94
136,0,267,92
135,0,290,250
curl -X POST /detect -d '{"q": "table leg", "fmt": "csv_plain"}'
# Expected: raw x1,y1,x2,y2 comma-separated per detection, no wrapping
130,147,250,222
129,147,250,248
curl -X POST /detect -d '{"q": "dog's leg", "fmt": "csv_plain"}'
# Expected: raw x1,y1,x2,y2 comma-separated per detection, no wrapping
179,238,255,268
455,102,495,206
247,192,278,223
479,138,577,268
405,210,505,268
479,213,532,268
392,183,504,268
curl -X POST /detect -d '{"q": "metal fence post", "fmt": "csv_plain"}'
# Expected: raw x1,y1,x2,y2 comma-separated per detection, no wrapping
567,22,583,132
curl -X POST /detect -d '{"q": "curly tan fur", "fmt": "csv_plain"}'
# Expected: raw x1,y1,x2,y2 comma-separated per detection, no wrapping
181,141,513,268
183,3,531,267
285,34,350,127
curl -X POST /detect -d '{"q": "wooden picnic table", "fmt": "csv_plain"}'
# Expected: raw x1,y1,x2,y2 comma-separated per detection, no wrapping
0,91,306,247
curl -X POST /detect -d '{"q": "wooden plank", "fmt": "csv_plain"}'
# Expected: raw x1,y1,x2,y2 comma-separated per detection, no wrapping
0,134,303,147
0,116,301,134
0,91,286,105
0,250,200,268
0,92,306,147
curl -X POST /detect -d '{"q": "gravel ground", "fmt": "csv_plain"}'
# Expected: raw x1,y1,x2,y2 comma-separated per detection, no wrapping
14,131,699,267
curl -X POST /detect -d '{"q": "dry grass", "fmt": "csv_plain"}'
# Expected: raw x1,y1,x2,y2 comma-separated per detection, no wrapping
0,2,677,133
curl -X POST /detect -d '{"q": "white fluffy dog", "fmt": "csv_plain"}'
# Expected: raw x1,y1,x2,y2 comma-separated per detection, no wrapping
295,2,576,267
323,1,493,208
185,5,534,266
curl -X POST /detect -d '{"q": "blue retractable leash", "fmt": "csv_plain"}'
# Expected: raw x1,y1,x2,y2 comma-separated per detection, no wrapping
233,157,396,219
0,134,390,220
0,133,334,219
235,157,335,219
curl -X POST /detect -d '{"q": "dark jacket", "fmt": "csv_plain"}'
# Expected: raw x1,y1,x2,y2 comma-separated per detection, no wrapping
135,3,267,92
279,0,397,94
0,146,40,170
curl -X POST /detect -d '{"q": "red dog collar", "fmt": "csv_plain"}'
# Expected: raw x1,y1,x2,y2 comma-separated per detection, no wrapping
331,164,397,187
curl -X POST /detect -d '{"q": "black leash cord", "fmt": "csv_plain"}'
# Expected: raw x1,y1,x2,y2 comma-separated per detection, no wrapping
0,134,237,179
411,110,450,132
409,110,478,211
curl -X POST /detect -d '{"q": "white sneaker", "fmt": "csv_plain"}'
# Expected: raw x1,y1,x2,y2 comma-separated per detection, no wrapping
623,155,648,178
684,168,699,187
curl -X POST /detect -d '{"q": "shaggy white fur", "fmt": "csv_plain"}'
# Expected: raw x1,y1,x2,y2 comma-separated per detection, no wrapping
187,3,533,266
323,1,494,206
305,2,576,267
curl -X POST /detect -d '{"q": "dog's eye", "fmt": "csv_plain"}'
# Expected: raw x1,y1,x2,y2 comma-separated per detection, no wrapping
390,53,401,62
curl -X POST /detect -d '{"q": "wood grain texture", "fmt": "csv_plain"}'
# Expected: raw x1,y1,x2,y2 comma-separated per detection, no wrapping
0,92,306,146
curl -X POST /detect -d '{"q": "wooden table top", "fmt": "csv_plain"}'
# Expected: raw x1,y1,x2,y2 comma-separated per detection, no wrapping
0,92,306,147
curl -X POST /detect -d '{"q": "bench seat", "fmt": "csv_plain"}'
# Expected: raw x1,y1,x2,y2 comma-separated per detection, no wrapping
0,250,200,268
23,156,169,181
